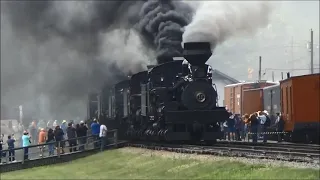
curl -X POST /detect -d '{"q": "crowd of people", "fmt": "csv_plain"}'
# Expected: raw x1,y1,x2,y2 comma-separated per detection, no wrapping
221,110,285,143
0,119,108,164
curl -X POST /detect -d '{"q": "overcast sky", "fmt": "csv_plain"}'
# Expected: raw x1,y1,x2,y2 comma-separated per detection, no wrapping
208,1,319,81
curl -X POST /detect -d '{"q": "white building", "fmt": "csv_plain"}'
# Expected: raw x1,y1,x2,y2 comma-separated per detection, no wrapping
211,69,239,106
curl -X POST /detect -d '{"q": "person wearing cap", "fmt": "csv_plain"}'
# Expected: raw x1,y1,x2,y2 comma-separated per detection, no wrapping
38,128,46,157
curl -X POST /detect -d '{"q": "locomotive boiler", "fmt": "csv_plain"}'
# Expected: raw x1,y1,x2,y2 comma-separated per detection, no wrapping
99,42,230,143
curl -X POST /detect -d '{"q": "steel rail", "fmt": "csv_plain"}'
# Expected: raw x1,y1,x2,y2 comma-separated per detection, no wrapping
216,141,320,150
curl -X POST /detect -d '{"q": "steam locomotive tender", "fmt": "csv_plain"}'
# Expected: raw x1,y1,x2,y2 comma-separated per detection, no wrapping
106,42,229,143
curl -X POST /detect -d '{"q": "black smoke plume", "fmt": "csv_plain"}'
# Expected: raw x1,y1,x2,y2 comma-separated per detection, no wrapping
138,0,193,64
1,0,193,120
1,1,149,120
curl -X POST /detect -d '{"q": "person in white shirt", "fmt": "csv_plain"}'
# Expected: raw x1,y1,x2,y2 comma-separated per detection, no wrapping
258,111,267,143
99,124,107,151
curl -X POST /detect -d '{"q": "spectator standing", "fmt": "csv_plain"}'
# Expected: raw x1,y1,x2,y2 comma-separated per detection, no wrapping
227,113,236,141
275,112,285,142
52,120,58,128
258,111,267,143
234,114,243,141
60,120,68,139
46,120,52,130
38,128,46,157
242,114,250,141
67,123,77,152
249,113,259,143
54,126,65,154
222,120,228,140
264,110,271,128
0,136,3,164
99,124,107,151
22,131,31,160
91,119,100,148
46,128,55,156
7,135,16,162
29,121,37,144
75,124,81,138
77,121,88,151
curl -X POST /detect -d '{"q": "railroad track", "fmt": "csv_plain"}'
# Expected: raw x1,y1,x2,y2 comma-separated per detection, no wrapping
216,141,320,151
126,141,320,164
214,142,320,154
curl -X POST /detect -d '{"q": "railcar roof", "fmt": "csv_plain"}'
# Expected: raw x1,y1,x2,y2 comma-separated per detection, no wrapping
225,81,277,87
263,83,280,90
280,73,320,83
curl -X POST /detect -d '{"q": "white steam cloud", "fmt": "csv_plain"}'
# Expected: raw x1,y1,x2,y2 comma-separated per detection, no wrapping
183,1,273,49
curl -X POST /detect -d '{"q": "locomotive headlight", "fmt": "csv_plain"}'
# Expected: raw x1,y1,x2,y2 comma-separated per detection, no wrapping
195,92,206,103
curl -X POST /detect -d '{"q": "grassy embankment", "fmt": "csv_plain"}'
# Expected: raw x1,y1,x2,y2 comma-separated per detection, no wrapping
1,147,319,179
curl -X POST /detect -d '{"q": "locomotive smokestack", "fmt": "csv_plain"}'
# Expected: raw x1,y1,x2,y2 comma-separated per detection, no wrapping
183,42,212,66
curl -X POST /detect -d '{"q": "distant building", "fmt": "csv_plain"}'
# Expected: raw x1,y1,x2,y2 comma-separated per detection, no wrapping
211,69,239,106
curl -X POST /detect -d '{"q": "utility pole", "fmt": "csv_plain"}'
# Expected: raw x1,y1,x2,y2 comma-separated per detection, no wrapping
272,71,275,82
258,56,262,81
311,29,314,74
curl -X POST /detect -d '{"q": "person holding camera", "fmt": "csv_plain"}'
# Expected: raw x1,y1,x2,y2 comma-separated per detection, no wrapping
22,131,31,160
7,134,16,162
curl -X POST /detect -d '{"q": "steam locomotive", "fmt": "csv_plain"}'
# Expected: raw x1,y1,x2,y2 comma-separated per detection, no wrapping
90,42,229,143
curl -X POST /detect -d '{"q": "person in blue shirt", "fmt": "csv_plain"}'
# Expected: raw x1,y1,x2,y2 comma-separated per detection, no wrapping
22,131,31,160
7,135,16,162
91,119,101,148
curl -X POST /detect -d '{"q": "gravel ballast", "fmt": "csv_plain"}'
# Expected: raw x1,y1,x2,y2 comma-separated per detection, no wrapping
119,147,320,169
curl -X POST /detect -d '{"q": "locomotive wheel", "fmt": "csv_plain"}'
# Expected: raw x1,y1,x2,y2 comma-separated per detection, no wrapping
181,81,216,110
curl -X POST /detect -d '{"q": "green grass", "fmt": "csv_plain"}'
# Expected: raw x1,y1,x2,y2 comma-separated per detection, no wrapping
1,148,319,179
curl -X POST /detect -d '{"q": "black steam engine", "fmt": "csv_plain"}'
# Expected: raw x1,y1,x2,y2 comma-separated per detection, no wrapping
99,42,229,143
